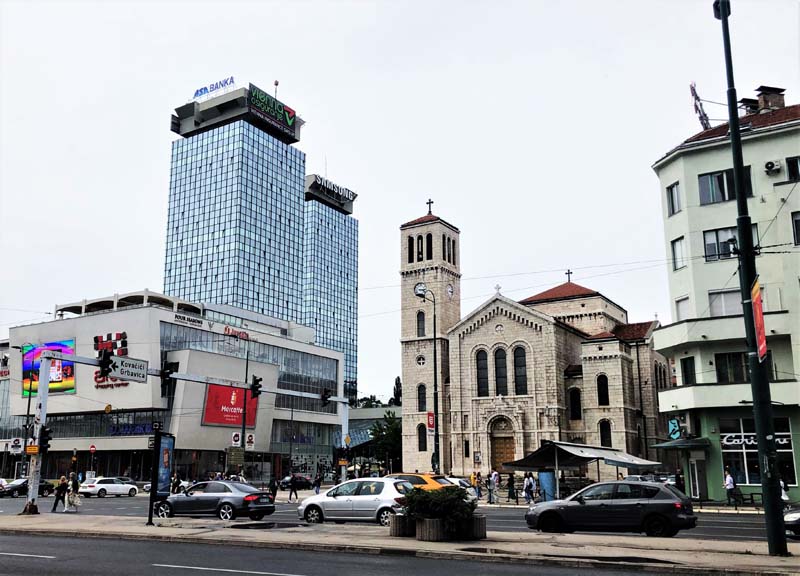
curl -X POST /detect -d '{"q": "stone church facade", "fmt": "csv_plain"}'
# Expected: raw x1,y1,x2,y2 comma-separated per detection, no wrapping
400,210,670,479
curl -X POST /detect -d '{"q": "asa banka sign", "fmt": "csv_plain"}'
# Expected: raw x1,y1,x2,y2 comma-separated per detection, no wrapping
193,76,235,100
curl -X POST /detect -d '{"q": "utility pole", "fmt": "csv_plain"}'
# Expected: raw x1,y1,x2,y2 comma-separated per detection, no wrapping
239,339,250,475
22,354,51,514
714,0,787,556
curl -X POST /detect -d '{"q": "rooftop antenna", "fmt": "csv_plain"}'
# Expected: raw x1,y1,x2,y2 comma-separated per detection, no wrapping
690,82,711,130
274,80,279,99
325,155,328,178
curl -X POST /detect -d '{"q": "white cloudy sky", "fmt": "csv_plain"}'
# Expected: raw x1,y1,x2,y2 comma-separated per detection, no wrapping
1,0,798,401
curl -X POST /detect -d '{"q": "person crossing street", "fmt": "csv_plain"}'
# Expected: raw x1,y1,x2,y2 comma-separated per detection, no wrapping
51,476,68,513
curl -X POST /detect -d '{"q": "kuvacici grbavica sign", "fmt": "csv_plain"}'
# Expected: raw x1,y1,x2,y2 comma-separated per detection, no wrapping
193,76,235,100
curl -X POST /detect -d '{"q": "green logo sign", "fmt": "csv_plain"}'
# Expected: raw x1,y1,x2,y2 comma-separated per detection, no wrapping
248,83,297,138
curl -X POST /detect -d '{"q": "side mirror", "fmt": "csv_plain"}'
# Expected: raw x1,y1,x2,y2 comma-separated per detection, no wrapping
576,495,585,505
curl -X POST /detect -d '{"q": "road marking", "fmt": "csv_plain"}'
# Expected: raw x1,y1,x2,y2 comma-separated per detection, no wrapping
153,565,307,576
0,552,56,559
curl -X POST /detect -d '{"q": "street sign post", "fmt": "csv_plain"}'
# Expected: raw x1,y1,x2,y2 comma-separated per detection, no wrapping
245,433,255,451
231,432,241,447
9,437,23,455
89,444,96,454
108,357,149,383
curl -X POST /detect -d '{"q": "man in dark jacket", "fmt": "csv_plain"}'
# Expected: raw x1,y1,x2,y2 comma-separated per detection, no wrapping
52,476,68,512
288,475,299,503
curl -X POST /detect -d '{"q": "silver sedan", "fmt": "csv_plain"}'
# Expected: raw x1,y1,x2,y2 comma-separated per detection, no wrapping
297,478,412,526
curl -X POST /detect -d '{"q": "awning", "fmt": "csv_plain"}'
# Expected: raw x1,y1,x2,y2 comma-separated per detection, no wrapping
651,437,712,450
504,440,661,470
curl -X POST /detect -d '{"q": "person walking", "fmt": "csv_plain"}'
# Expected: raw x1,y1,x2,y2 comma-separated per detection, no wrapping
506,473,518,504
288,474,299,503
475,472,483,500
268,476,278,502
491,468,499,491
67,472,81,512
486,473,496,504
52,476,68,513
724,468,736,506
313,474,321,495
675,469,686,494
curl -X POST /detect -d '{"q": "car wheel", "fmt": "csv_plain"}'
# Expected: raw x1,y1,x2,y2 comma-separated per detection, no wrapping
304,505,323,524
538,513,563,533
249,513,265,521
97,489,107,498
217,503,236,521
644,515,671,537
155,502,173,518
377,508,395,527
128,489,137,497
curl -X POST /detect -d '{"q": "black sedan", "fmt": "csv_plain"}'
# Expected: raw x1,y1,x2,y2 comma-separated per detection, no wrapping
525,481,697,537
0,478,54,498
279,474,312,490
154,480,275,521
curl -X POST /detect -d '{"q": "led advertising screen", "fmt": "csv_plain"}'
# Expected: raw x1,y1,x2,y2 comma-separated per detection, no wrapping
158,435,175,494
22,340,76,396
202,384,258,428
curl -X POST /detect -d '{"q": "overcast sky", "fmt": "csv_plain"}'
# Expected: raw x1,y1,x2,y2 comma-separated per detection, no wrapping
1,0,798,402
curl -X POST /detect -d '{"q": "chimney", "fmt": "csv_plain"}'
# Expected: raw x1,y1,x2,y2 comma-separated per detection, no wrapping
738,98,759,115
756,85,785,113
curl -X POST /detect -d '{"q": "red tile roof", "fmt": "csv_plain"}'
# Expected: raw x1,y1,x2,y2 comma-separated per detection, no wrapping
587,331,616,340
684,104,800,144
400,213,460,232
612,321,657,342
519,282,599,305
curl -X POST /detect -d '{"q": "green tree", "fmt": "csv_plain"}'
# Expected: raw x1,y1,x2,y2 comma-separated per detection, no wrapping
356,394,384,408
370,410,402,472
388,376,402,407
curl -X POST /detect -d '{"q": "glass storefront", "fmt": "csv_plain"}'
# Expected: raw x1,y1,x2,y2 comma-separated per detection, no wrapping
720,417,795,485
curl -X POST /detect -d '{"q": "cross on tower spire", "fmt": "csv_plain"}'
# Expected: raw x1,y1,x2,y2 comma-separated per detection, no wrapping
426,198,434,215
565,269,573,283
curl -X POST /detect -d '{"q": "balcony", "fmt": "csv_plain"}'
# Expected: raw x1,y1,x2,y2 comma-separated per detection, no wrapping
654,311,790,353
658,380,800,412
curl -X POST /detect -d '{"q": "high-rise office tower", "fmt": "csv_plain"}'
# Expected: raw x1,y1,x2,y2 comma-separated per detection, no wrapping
164,83,306,321
303,175,359,402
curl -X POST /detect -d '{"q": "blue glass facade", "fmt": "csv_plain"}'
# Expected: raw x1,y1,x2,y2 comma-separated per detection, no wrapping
164,121,306,322
302,201,358,401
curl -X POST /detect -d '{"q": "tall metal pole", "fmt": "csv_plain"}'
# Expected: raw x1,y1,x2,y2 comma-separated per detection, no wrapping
715,0,787,556
23,356,50,513
431,291,440,474
239,339,250,475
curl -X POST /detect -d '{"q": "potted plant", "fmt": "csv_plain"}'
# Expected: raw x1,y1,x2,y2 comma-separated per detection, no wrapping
403,486,485,541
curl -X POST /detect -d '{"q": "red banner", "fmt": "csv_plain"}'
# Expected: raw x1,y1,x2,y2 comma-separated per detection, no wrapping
202,384,258,427
427,411,435,430
751,278,767,362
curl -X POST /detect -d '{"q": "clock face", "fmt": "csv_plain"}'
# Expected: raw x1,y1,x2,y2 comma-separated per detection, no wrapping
447,284,454,300
414,282,428,297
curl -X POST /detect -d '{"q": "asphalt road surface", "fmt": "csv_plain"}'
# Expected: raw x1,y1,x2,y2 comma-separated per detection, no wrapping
0,493,776,542
0,534,657,576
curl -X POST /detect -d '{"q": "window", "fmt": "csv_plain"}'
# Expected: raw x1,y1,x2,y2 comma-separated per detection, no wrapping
464,440,470,458
715,351,774,383
721,417,795,485
357,480,384,495
667,182,681,216
616,483,660,499
599,420,612,447
704,224,758,261
568,388,582,420
452,239,456,264
709,289,740,317
680,357,696,386
671,237,686,270
476,350,489,397
425,233,433,260
417,384,426,412
787,156,800,182
513,347,527,395
698,167,752,205
334,481,361,496
446,237,452,264
792,212,800,245
417,424,427,452
579,483,615,501
416,235,423,262
416,311,426,337
494,349,508,396
442,234,446,259
407,236,414,264
597,374,609,406
675,297,690,321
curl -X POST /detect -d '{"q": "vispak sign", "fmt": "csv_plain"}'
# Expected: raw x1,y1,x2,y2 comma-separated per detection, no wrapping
248,83,298,140
193,76,235,100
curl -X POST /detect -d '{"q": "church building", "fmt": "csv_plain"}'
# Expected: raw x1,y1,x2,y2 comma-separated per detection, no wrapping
400,208,670,479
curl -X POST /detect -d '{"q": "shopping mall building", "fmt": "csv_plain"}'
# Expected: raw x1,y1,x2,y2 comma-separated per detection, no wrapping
1,290,343,483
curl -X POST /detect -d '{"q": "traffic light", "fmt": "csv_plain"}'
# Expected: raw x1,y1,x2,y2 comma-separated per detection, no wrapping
160,362,179,398
250,375,262,398
39,426,53,454
321,388,332,406
98,349,114,378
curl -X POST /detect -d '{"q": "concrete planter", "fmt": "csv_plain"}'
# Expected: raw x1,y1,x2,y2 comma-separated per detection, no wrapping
414,515,487,541
389,514,416,537
457,514,487,540
416,518,447,541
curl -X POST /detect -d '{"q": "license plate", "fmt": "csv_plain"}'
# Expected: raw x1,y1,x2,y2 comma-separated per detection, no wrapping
258,497,267,503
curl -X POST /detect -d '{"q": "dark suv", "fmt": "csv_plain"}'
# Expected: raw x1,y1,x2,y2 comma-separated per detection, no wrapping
525,481,697,537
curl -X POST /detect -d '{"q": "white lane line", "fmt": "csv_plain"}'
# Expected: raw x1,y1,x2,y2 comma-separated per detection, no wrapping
0,552,56,559
153,565,306,576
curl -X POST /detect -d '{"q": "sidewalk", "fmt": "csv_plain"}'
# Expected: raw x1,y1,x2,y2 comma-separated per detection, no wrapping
0,513,796,575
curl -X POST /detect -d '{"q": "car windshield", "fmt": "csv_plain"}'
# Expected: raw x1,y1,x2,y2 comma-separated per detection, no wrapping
433,477,452,485
9,479,25,486
231,482,258,493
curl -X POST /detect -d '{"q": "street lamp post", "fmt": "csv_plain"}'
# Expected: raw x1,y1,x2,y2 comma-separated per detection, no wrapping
414,282,440,474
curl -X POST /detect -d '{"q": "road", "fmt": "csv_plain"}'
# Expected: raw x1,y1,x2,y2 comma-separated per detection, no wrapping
0,533,655,576
0,492,775,542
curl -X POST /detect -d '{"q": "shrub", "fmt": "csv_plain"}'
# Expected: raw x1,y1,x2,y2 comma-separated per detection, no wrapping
404,487,476,536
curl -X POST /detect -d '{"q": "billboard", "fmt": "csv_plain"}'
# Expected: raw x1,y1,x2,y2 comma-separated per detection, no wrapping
22,340,76,396
202,384,258,428
158,435,175,494
248,83,298,141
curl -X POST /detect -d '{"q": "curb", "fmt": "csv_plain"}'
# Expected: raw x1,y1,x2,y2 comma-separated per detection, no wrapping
0,526,792,576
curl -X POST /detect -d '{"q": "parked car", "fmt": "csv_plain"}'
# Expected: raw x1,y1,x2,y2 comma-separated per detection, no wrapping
298,477,413,526
115,476,136,485
80,477,138,497
143,479,190,493
445,476,478,502
384,473,453,491
624,475,657,483
785,506,800,536
0,478,54,498
154,481,275,521
279,474,313,490
525,481,697,537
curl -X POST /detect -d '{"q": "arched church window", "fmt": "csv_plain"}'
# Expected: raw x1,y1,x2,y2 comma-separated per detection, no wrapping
407,236,414,264
513,346,527,395
597,374,609,406
568,388,582,420
476,350,489,397
599,419,612,447
416,310,425,337
416,235,423,262
452,239,456,264
417,423,427,452
425,233,433,260
494,348,508,396
442,234,446,259
447,237,452,264
417,384,427,412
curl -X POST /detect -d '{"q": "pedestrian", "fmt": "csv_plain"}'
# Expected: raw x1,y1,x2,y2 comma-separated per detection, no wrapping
724,468,736,506
288,474,299,503
475,472,483,500
486,474,496,504
490,468,499,493
780,478,789,506
67,472,81,512
313,474,321,495
507,473,518,504
268,476,278,501
469,471,476,491
530,473,538,502
675,469,685,494
52,476,68,513
617,472,624,481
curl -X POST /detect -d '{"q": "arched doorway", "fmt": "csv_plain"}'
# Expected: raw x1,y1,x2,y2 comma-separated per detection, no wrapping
490,417,515,472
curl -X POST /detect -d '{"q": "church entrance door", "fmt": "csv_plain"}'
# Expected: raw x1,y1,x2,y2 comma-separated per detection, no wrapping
490,417,515,473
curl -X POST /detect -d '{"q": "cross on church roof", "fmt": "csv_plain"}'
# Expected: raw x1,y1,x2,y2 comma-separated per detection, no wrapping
495,284,501,294
565,269,573,282
426,198,434,215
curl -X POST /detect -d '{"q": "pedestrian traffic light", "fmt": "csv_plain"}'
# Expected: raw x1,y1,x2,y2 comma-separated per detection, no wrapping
98,349,114,378
160,362,178,398
321,388,332,406
39,426,53,454
250,375,263,398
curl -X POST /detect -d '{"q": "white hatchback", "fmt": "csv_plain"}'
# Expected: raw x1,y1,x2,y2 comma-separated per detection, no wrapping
297,478,413,526
80,477,138,497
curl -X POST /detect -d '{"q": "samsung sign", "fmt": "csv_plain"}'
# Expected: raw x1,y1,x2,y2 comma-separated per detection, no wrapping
193,76,235,100
306,174,357,215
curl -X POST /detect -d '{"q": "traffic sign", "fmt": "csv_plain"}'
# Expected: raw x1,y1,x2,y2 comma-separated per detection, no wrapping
108,356,149,383
9,437,23,455
231,432,241,447
148,436,155,449
152,421,163,431
245,433,255,452
344,435,351,446
26,445,39,455
89,444,96,454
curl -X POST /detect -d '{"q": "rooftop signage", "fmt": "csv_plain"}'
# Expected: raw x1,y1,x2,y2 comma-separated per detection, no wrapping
193,76,235,100
248,83,297,141
306,174,357,215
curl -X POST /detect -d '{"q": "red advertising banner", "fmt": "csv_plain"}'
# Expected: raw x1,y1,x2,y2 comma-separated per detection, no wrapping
202,384,258,427
427,411,435,430
751,278,767,362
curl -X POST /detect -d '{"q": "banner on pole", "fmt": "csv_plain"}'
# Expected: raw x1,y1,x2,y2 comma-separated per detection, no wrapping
751,277,767,362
